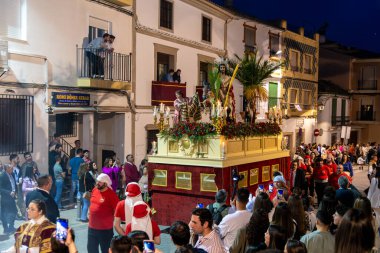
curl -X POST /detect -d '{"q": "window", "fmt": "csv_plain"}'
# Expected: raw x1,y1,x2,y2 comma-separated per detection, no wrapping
0,0,26,40
160,0,173,30
88,17,110,43
302,90,311,106
290,50,299,71
157,52,174,81
199,61,211,86
269,32,280,56
244,25,256,53
289,89,298,104
147,129,159,154
0,95,33,155
359,66,377,90
202,16,212,42
304,54,312,74
56,113,78,137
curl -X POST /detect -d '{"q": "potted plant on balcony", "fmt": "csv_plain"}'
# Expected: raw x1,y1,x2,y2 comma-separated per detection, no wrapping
232,52,283,123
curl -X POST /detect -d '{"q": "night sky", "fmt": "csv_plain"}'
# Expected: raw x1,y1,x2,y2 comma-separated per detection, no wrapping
212,0,380,54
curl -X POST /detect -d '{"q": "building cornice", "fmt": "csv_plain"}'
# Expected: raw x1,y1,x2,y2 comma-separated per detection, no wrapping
180,0,234,20
136,24,225,56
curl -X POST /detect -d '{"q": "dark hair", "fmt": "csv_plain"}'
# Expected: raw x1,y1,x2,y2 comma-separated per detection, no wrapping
83,150,89,154
288,195,306,239
127,230,149,252
55,154,61,162
102,33,110,38
24,166,36,181
215,189,227,203
37,174,51,187
174,245,195,253
353,197,372,219
24,152,31,158
253,192,273,214
55,143,62,150
104,157,113,167
169,221,190,246
51,229,75,253
319,186,337,218
53,133,60,138
236,187,249,204
286,239,307,253
335,204,349,217
267,225,287,251
74,140,80,145
75,148,83,155
110,35,116,39
30,199,47,215
246,209,269,246
335,208,375,253
316,210,332,226
110,235,132,253
192,208,213,229
338,176,349,189
9,154,17,162
273,171,283,178
169,69,174,73
271,202,294,239
89,161,97,172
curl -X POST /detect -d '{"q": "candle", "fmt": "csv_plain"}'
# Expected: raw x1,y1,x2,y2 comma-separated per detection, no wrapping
160,103,164,113
211,104,216,117
221,141,225,158
153,106,157,116
165,107,170,117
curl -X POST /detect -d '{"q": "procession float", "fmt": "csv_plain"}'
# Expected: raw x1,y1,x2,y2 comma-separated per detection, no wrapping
148,53,290,225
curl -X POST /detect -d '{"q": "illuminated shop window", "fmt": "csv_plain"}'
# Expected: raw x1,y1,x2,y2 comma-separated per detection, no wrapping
238,171,248,188
175,172,192,190
200,173,217,192
262,166,270,182
271,164,279,180
250,168,259,185
152,169,167,187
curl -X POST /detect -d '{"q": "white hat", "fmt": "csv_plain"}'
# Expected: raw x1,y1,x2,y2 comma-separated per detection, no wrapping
97,173,112,188
273,175,286,184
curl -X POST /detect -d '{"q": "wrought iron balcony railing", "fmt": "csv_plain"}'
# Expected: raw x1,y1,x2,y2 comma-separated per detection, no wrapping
77,48,131,82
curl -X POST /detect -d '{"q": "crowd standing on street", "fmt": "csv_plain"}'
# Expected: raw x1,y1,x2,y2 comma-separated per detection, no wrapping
1,139,380,252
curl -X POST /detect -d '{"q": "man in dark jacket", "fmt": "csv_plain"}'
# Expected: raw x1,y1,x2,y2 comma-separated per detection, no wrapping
0,164,18,234
26,174,60,223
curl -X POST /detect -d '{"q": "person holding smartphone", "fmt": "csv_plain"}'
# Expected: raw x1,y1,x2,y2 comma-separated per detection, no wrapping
3,199,56,253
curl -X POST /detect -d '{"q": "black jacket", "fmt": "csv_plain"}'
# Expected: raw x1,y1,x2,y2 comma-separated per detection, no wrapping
0,172,17,213
26,188,60,223
79,171,96,193
293,169,308,194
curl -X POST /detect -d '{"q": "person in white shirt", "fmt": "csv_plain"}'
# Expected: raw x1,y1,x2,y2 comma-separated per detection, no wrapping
218,188,252,250
189,208,226,253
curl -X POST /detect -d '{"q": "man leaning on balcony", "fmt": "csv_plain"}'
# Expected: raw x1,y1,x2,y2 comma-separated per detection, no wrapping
86,33,110,79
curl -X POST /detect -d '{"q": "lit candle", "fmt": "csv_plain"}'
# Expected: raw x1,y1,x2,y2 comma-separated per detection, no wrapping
211,103,216,117
221,141,225,158
160,103,164,113
153,106,157,116
165,107,170,117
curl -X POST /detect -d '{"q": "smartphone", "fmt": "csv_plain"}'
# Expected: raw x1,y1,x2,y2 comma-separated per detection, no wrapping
268,183,274,193
143,240,155,253
56,218,69,241
277,189,284,199
258,184,264,192
196,203,204,208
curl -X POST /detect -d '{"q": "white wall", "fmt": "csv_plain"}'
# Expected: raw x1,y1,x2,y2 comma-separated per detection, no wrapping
2,0,132,87
136,0,225,49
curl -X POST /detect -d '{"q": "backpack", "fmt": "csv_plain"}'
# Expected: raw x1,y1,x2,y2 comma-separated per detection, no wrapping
208,204,229,225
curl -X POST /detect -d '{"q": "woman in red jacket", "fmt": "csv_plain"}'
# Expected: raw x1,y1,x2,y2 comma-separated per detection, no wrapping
313,157,331,205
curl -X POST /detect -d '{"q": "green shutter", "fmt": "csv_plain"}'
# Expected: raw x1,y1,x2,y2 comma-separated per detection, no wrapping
268,82,278,109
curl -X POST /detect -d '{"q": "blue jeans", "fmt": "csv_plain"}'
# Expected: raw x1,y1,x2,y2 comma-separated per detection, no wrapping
54,179,64,208
71,179,79,202
81,196,90,221
87,228,114,253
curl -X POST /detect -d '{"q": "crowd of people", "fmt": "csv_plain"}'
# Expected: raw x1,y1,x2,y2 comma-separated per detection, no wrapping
1,140,380,253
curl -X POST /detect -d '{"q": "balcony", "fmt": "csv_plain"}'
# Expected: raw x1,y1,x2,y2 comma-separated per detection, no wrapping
104,0,132,6
358,80,377,90
356,111,376,121
331,116,351,126
77,48,131,90
151,81,187,106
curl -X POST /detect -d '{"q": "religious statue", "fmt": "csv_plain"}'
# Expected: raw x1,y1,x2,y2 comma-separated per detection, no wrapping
173,90,202,124
218,63,235,120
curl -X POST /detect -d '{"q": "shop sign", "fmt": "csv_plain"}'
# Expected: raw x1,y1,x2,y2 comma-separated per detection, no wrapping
52,92,90,107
